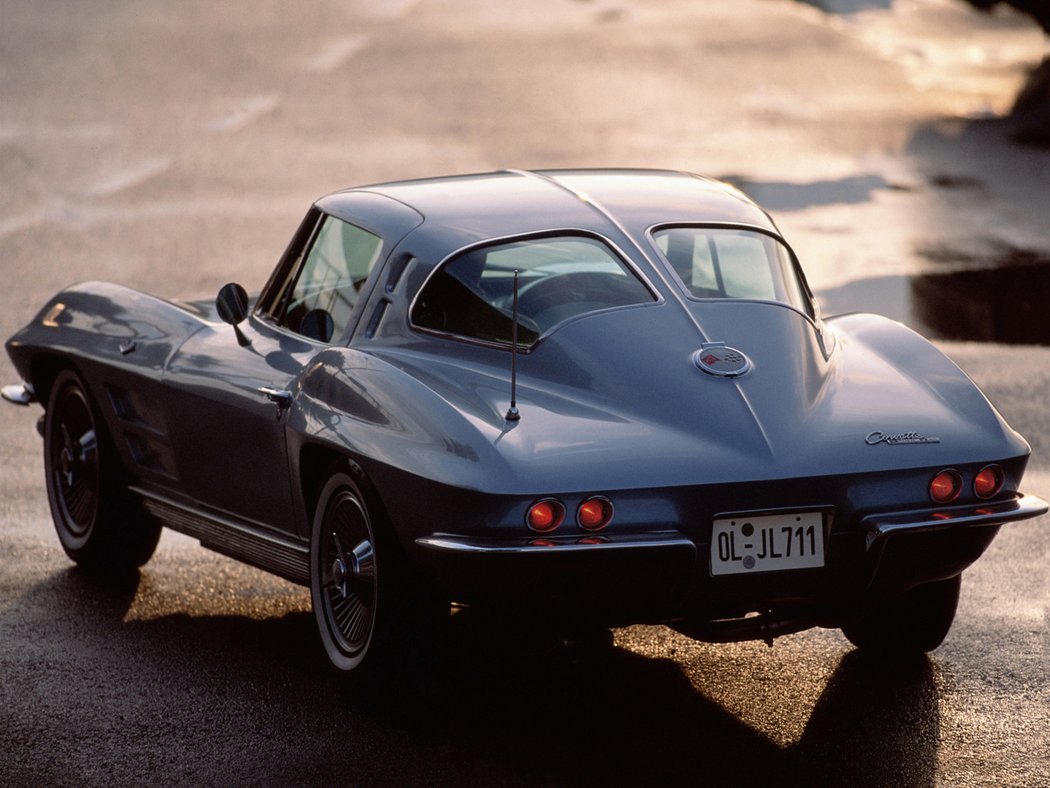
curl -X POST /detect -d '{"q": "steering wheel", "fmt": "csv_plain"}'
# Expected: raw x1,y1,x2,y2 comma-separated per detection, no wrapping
516,272,642,322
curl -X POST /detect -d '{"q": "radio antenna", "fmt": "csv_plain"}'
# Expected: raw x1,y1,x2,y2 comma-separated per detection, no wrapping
505,269,521,422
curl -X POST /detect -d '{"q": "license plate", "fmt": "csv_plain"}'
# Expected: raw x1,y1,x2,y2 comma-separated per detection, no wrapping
710,511,825,576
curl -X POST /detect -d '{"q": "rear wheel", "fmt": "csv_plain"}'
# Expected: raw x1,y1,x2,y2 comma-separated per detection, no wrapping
310,471,444,674
44,369,160,571
841,575,962,656
311,474,380,671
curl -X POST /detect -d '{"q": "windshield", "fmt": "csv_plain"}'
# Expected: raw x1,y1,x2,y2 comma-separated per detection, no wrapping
652,226,812,316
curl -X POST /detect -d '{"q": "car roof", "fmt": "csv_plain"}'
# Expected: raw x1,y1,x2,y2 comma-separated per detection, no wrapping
316,169,779,252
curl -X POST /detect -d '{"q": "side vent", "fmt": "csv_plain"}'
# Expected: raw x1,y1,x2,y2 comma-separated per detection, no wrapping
365,300,389,339
385,253,414,294
105,384,178,479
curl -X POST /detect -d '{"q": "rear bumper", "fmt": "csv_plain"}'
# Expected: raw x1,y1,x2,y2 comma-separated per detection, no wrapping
414,492,1047,626
417,494,1046,557
859,493,1047,593
416,531,695,556
415,531,697,625
862,493,1048,545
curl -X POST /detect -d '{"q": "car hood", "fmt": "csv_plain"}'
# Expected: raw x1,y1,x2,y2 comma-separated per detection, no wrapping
355,301,1028,494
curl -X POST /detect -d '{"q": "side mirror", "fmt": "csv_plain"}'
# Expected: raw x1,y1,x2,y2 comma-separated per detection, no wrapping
216,282,251,347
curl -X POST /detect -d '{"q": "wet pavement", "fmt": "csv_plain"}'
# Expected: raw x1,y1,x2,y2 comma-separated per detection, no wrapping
747,0,1050,345
1,0,1048,785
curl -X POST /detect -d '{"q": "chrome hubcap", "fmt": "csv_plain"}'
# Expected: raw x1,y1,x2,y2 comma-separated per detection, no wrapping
321,491,377,656
331,556,349,598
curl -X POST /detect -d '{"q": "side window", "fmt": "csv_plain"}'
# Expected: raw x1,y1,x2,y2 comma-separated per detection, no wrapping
279,216,383,342
411,235,655,349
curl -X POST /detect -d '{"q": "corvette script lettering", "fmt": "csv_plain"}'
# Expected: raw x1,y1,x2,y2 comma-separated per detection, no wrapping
865,431,940,446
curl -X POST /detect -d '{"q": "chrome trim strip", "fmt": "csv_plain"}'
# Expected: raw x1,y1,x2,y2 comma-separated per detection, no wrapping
416,532,696,556
131,486,310,584
862,493,1048,549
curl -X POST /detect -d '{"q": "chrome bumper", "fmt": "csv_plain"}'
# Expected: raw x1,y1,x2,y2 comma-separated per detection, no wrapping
416,531,696,557
418,492,1047,558
862,492,1048,550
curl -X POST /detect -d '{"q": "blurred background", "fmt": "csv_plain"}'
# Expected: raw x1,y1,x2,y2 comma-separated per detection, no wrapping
2,0,1047,347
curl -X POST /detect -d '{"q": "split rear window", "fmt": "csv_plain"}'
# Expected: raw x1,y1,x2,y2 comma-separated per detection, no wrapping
651,226,811,315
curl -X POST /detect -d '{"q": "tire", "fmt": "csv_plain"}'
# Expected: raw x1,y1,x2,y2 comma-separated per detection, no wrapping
310,470,443,674
841,575,962,656
44,369,161,571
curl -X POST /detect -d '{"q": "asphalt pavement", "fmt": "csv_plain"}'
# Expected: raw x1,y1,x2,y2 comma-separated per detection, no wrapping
1,1,1047,785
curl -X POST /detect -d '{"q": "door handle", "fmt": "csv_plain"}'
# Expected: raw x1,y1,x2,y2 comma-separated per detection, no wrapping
258,386,293,411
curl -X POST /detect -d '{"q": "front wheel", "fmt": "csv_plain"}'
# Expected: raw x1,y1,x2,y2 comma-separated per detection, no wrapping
44,369,160,571
841,575,962,656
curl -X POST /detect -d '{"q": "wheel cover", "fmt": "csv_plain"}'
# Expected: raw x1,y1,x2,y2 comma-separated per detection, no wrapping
319,490,377,658
49,385,100,537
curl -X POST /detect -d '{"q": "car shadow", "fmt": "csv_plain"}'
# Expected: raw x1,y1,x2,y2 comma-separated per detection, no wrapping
344,610,941,787
5,569,939,787
790,650,940,787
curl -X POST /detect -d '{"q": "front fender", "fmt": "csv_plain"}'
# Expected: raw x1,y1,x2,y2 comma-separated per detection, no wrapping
6,281,207,396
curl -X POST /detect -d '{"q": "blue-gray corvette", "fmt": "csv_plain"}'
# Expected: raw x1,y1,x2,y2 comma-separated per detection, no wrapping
4,169,1046,672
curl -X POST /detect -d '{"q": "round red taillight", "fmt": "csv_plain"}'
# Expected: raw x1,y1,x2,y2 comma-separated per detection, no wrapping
973,465,1004,499
930,470,963,504
577,497,614,531
526,499,564,533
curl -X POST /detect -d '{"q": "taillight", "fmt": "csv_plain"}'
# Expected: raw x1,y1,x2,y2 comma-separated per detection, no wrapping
526,499,564,532
576,496,614,531
930,470,962,504
973,465,1004,499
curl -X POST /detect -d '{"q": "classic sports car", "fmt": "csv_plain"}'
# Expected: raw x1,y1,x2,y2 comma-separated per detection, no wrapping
4,169,1046,672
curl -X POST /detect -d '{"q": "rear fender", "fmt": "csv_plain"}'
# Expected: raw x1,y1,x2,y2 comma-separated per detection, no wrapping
288,347,512,494
827,312,1030,458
